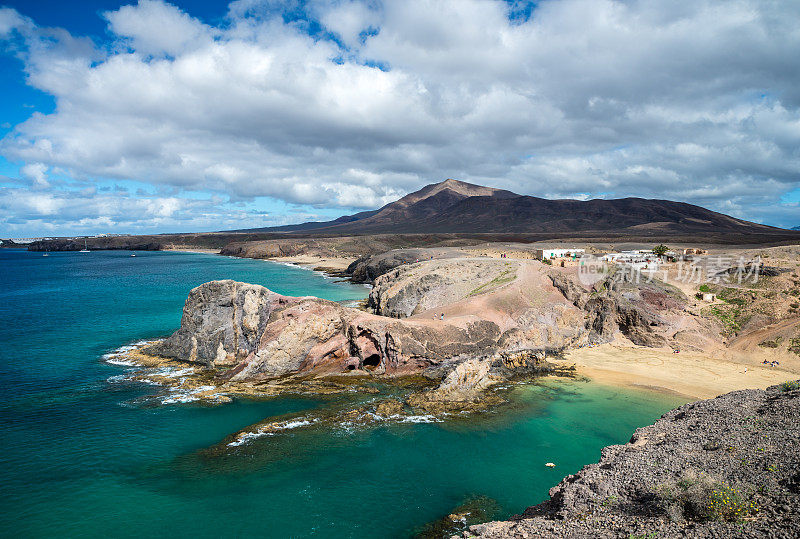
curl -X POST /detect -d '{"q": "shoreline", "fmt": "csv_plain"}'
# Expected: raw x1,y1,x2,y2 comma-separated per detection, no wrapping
162,248,358,278
156,250,798,402
268,254,357,273
563,340,797,400
161,247,223,254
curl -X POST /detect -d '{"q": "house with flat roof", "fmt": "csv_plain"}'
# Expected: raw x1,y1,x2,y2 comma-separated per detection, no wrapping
535,248,585,260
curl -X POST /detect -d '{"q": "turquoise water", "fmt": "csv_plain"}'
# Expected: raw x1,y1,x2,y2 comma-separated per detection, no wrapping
0,249,686,538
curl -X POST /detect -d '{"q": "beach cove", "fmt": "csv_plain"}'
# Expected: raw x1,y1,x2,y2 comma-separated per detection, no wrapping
0,249,688,538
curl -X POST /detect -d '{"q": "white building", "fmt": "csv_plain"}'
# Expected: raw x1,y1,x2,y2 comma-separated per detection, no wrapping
536,248,585,260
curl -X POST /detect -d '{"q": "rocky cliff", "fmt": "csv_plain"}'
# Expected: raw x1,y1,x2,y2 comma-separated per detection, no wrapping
549,271,717,350
145,280,512,379
368,259,518,318
145,257,709,386
464,380,800,538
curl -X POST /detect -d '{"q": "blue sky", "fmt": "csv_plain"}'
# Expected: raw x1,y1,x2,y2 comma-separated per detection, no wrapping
1,0,798,237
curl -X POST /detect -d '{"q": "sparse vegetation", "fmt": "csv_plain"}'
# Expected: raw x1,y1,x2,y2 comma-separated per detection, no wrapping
658,474,757,522
705,304,748,336
759,337,782,348
601,495,618,507
781,380,800,392
468,269,516,297
705,483,758,521
652,244,669,256
717,287,748,306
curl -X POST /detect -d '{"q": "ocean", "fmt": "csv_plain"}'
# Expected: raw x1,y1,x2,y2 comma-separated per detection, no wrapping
0,249,686,537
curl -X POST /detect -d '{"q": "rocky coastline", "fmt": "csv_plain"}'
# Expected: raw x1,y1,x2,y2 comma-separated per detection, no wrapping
100,245,800,536
462,380,800,538
107,254,723,447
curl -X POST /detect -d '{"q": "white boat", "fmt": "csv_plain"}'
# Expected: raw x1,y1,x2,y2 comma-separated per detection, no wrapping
130,253,136,257
79,240,90,253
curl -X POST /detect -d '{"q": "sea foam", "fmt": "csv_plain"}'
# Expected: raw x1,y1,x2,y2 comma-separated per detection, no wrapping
227,419,317,447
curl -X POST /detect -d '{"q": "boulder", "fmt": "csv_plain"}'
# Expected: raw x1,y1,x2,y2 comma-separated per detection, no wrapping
145,280,294,366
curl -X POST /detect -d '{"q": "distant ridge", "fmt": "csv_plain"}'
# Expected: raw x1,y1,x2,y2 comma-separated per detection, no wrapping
793,225,800,231
234,179,785,236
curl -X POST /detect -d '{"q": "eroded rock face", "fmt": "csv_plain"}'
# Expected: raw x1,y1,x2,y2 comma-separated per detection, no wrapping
368,259,517,318
347,251,421,283
549,271,709,349
231,298,351,379
147,280,510,380
146,280,296,366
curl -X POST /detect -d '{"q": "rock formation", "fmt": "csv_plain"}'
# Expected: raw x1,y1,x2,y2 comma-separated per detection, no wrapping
368,259,516,318
144,280,510,379
144,255,710,390
464,380,800,538
549,270,716,350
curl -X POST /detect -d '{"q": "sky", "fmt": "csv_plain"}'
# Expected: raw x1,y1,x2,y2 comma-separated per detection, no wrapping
0,0,799,237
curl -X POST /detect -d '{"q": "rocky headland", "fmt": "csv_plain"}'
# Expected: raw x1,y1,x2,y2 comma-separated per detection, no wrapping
462,380,800,538
110,255,750,445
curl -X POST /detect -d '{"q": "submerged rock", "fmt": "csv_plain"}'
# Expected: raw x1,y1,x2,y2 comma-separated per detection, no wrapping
411,495,501,538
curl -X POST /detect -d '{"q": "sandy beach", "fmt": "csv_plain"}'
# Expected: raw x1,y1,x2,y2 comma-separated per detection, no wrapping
162,248,357,274
565,340,798,400
162,247,222,254
270,255,357,272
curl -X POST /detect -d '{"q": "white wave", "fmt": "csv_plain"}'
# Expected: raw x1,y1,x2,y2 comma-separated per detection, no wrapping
397,414,441,423
160,385,220,404
361,411,443,424
106,373,134,383
104,356,139,366
101,340,152,364
227,418,316,447
227,430,274,447
151,367,194,378
135,377,166,387
275,419,315,429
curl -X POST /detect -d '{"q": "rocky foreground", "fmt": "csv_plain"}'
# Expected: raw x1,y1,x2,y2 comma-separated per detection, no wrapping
462,381,800,538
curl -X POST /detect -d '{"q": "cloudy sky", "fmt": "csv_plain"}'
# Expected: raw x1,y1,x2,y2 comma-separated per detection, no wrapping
0,0,798,237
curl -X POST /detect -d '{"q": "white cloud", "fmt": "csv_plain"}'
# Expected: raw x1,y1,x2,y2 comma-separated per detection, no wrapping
20,162,50,189
103,0,212,57
0,6,27,36
1,0,800,234
317,1,377,48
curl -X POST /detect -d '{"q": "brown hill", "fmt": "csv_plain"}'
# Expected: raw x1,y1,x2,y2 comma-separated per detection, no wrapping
240,179,784,236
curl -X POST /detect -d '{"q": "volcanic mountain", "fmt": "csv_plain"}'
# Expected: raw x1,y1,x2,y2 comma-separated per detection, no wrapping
242,179,784,236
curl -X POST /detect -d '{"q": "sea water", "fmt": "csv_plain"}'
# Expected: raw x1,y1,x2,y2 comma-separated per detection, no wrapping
0,249,686,538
